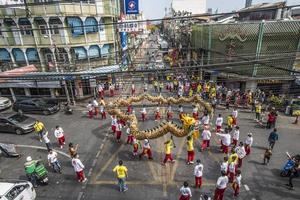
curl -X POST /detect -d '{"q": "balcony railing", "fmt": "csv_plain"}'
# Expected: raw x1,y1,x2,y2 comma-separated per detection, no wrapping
0,1,115,17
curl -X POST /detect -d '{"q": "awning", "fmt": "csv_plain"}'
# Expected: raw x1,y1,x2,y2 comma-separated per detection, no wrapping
0,65,37,77
0,65,60,88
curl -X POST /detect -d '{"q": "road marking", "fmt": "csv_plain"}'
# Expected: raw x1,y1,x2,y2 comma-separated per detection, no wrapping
15,144,71,158
170,138,185,181
92,180,216,186
244,184,250,191
77,192,83,200
92,144,124,183
147,159,159,182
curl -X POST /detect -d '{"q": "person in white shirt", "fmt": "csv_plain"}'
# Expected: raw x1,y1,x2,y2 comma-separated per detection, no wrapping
47,149,61,173
42,131,51,151
215,114,223,132
131,83,135,95
178,87,183,97
98,84,103,97
201,128,211,151
54,125,65,149
220,156,229,174
192,105,199,120
109,84,114,97
87,101,93,119
167,104,173,120
194,160,204,188
179,181,192,200
232,170,242,197
111,115,117,133
216,129,231,154
143,83,148,92
115,121,122,143
235,142,246,168
231,126,240,146
100,103,106,119
92,98,99,117
141,107,147,121
232,108,238,125
155,107,161,121
213,171,229,200
71,154,87,183
245,133,253,155
139,139,153,160
126,125,133,144
202,113,210,125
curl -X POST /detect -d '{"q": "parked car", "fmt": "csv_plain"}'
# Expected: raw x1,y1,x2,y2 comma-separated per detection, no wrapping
13,98,60,115
0,180,36,200
0,97,12,111
0,112,36,135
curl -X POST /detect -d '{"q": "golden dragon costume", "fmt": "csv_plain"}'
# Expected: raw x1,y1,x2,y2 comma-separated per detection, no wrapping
107,94,213,140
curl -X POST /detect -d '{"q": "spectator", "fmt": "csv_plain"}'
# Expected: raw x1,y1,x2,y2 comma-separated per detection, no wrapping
268,128,279,149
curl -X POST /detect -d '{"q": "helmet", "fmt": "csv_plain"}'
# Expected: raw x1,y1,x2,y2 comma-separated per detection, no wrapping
144,139,149,143
26,156,32,162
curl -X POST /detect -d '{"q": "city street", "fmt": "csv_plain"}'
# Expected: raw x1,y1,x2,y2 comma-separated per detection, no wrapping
0,85,299,200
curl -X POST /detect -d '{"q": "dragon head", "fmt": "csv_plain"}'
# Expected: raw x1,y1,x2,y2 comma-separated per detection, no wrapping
181,114,196,130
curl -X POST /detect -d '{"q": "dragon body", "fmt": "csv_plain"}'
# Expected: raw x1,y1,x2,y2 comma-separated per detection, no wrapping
107,94,213,140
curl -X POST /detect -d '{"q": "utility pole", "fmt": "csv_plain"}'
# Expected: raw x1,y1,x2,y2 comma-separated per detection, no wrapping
24,0,31,17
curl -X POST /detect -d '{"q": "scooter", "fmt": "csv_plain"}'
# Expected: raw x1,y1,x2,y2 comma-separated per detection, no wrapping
280,152,300,177
61,102,73,115
35,161,49,185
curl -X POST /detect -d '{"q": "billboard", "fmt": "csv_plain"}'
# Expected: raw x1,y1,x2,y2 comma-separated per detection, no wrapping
118,20,144,32
125,0,139,14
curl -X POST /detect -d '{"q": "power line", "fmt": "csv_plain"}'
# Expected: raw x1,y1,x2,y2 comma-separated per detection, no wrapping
0,3,300,33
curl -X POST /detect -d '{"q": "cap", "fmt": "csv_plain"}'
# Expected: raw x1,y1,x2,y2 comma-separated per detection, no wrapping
248,133,252,136
26,156,32,162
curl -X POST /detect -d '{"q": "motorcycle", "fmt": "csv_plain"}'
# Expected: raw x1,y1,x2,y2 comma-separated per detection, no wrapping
35,161,49,185
61,102,73,115
280,152,300,177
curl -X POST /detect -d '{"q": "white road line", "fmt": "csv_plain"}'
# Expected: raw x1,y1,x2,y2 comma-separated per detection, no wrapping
244,184,250,191
77,192,83,200
16,144,71,158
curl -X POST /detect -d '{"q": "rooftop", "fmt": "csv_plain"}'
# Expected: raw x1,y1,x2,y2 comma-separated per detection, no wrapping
239,1,286,12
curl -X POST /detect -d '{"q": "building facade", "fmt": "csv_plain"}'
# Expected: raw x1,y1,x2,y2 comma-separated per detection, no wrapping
191,20,300,93
0,0,120,72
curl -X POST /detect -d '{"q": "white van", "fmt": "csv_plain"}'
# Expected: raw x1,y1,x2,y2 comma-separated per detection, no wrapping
0,180,36,200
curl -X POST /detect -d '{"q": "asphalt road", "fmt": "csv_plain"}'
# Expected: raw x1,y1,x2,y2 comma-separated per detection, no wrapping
0,83,299,200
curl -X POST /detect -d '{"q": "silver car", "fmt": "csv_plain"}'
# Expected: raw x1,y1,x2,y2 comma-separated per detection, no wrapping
0,97,12,111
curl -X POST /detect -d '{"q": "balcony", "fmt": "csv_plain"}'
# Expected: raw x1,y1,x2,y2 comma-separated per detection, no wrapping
0,1,115,18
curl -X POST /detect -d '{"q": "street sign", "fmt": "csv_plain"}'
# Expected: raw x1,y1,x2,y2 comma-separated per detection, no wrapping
125,0,139,14
118,20,143,32
90,78,97,87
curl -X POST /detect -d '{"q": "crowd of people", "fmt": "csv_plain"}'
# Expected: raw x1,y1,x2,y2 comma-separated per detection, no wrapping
24,121,87,188
22,77,297,199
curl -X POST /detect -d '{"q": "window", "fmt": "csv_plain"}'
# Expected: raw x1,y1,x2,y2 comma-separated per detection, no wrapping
0,118,8,124
20,25,32,35
5,184,28,200
39,25,48,35
57,53,68,63
50,25,59,35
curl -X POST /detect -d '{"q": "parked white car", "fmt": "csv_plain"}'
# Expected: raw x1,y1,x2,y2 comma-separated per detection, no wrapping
0,97,12,111
0,180,36,200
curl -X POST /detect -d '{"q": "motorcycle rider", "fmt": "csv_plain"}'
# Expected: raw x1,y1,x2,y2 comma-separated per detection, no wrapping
24,156,39,188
